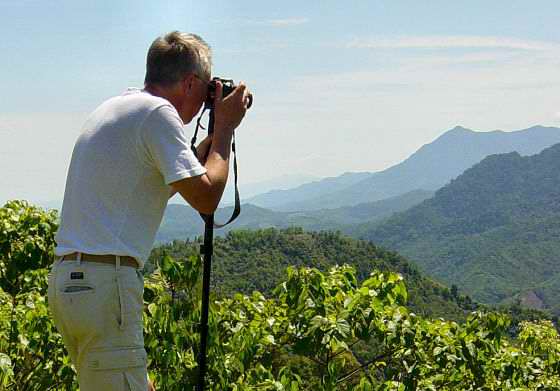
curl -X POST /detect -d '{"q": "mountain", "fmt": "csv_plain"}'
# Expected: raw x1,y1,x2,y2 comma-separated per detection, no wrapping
222,173,321,203
169,173,321,207
244,171,372,209
156,189,433,244
358,143,560,314
149,227,477,321
251,125,560,212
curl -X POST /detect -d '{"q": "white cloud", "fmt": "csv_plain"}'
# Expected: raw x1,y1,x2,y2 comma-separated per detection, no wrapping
247,17,309,27
267,17,309,27
346,35,560,52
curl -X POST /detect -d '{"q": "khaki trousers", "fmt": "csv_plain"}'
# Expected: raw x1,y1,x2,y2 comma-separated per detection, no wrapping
47,255,149,391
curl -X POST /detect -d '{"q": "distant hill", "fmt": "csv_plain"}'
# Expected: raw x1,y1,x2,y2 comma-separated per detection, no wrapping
221,173,321,204
244,171,372,209
156,189,433,244
149,227,477,321
181,173,322,207
358,143,560,315
249,125,560,212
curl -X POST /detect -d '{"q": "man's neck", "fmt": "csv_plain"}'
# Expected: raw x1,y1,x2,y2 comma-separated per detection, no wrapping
144,83,186,122
144,84,175,102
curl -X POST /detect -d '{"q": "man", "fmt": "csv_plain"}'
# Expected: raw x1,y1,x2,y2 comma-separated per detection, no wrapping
47,31,250,390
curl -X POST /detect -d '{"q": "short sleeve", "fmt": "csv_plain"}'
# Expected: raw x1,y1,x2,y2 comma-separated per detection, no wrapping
139,105,207,184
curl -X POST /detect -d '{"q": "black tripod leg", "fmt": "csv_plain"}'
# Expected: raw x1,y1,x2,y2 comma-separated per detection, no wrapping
197,213,214,391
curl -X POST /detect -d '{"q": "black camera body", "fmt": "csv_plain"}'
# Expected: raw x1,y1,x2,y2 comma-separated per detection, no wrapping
205,77,252,109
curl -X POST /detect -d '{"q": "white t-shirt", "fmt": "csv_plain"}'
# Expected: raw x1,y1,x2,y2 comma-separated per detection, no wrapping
54,88,206,268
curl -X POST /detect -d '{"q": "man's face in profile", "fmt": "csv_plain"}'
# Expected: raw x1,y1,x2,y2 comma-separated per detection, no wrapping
181,72,210,124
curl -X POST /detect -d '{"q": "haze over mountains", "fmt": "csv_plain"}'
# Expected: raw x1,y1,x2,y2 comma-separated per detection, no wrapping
156,189,433,244
241,172,372,210
214,173,321,207
247,125,560,211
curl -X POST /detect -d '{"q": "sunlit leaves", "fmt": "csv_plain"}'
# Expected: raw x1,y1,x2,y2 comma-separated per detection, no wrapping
2,200,560,390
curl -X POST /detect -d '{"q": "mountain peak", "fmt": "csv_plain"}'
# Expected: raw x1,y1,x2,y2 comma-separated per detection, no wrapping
430,126,474,144
448,125,473,133
526,124,554,131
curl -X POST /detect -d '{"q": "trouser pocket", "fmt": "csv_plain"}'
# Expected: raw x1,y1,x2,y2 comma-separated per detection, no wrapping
80,348,148,391
115,270,145,344
55,264,101,338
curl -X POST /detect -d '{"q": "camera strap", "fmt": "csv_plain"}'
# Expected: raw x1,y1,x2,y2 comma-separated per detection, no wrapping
190,108,241,228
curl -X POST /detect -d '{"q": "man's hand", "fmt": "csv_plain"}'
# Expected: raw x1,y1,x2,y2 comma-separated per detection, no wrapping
169,81,251,214
213,81,250,136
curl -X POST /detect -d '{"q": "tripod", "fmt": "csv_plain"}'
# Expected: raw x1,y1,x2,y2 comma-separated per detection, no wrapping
192,106,241,391
196,212,214,391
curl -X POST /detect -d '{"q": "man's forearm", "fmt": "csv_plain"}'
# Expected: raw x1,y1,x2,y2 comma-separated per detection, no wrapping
196,135,213,163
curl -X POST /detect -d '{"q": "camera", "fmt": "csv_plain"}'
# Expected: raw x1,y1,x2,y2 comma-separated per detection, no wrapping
205,77,253,109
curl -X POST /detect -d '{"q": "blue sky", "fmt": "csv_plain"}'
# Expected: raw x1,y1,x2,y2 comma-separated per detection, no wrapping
2,0,560,206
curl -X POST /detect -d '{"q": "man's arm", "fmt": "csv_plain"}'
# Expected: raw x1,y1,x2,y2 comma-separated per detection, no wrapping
170,81,247,214
169,128,233,213
168,135,213,199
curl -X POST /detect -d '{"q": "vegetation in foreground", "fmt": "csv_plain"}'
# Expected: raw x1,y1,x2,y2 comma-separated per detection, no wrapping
149,227,476,322
2,200,560,390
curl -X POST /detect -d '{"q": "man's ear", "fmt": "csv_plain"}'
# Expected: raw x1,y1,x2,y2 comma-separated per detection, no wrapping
184,74,194,93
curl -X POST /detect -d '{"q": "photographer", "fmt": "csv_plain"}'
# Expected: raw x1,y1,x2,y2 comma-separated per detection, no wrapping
47,31,250,390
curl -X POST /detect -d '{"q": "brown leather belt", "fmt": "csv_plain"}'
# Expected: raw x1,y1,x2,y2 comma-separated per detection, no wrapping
61,252,138,268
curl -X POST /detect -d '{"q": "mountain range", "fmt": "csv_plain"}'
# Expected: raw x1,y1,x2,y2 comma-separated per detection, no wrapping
357,143,560,315
156,189,433,244
157,125,560,316
247,125,560,211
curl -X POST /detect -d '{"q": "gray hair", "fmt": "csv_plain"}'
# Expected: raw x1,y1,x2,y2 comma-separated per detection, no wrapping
144,31,212,86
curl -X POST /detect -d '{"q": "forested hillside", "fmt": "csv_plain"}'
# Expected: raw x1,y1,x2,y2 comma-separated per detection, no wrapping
359,143,560,314
150,227,476,321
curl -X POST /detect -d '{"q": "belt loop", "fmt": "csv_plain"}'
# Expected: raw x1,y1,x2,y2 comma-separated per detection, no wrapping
116,255,121,271
76,252,81,265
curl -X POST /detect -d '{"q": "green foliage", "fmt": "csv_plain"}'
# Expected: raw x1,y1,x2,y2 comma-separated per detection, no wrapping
0,200,76,390
0,200,58,296
142,254,560,390
2,200,560,390
149,227,476,322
